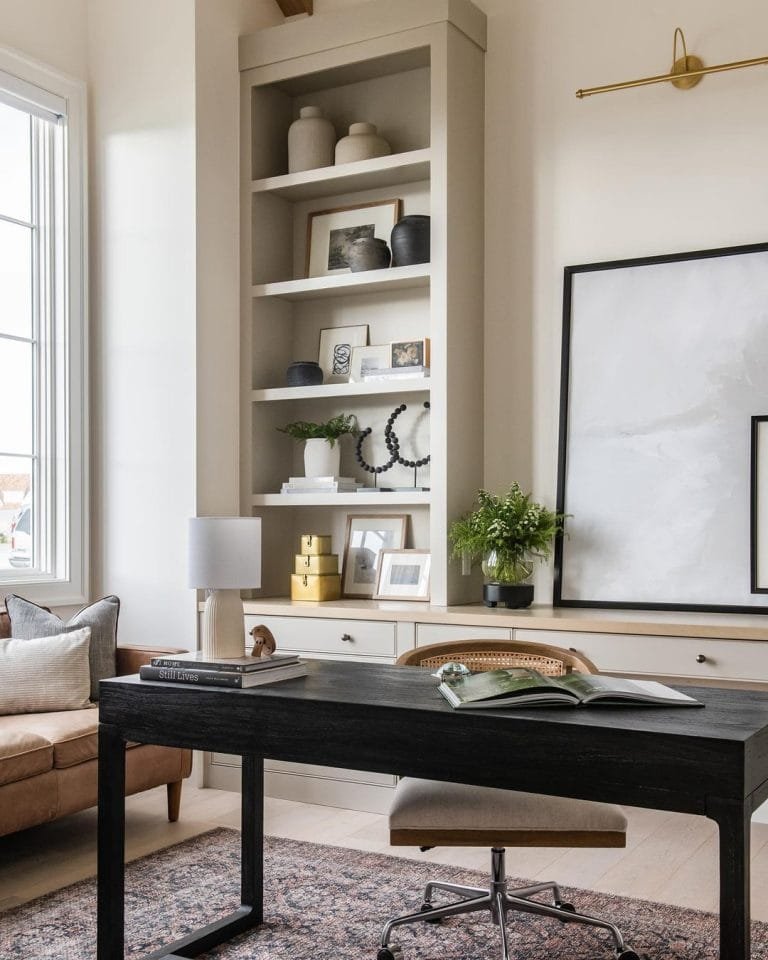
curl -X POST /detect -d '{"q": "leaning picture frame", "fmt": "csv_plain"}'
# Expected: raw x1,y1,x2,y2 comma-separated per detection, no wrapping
318,325,368,383
751,416,768,594
374,549,431,601
306,199,402,278
342,514,408,599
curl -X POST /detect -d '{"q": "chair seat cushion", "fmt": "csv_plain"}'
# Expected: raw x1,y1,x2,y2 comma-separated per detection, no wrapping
0,730,53,785
390,778,627,844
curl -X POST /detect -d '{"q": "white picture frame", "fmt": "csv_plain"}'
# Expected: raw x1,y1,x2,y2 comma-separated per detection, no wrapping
306,199,402,278
349,344,391,383
318,325,368,383
375,549,431,601
342,514,408,599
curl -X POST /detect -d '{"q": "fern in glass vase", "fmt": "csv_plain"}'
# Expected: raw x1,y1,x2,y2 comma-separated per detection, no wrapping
449,483,565,585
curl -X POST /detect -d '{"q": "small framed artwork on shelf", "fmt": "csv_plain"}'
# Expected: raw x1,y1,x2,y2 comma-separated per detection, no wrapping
375,549,431,601
318,325,368,383
306,198,402,278
391,338,430,369
342,514,408,599
349,344,391,383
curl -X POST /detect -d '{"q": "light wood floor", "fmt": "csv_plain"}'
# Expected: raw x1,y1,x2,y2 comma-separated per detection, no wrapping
3,784,768,921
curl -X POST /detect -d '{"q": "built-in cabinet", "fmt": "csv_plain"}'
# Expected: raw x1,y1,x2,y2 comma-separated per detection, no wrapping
239,0,487,607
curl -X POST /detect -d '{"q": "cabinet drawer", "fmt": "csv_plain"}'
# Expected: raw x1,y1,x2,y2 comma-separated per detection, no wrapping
515,629,768,683
244,615,396,657
416,623,511,646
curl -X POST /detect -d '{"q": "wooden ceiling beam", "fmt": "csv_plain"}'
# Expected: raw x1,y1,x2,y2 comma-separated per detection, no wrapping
274,0,313,16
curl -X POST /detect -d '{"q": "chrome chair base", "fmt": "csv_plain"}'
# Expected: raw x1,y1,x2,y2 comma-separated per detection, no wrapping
377,848,639,960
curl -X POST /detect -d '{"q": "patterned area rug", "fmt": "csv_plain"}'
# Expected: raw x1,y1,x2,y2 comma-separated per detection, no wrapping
2,827,766,959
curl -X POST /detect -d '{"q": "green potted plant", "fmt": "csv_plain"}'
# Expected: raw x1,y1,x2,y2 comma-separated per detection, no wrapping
277,414,357,478
448,483,565,608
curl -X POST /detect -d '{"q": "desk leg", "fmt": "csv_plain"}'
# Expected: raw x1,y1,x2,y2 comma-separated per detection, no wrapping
241,754,264,922
710,799,751,960
97,722,126,960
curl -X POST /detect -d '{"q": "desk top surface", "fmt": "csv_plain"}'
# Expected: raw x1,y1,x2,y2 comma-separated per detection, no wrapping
103,659,768,745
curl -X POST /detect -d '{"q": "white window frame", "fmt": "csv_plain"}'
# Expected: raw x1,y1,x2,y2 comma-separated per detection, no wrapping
0,46,88,606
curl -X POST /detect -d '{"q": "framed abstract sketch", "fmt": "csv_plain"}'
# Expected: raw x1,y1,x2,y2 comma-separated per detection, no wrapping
555,241,768,613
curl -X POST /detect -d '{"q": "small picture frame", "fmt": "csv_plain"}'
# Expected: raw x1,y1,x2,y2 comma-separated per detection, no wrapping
375,549,431,601
349,344,391,383
306,199,402,278
318,325,368,383
391,338,431,369
342,514,408,599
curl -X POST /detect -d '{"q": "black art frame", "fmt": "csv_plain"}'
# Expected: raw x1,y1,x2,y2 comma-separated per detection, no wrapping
751,415,768,594
554,240,768,614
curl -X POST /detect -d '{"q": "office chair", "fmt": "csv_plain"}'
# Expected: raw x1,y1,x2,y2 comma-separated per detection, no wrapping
377,639,638,960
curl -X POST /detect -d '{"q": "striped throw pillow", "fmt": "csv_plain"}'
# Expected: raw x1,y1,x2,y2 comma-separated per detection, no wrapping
0,628,93,715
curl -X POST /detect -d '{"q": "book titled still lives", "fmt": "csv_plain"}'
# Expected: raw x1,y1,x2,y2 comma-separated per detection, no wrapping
139,662,308,689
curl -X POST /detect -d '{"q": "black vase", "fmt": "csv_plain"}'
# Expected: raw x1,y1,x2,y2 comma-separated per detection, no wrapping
390,215,430,266
348,237,391,272
286,361,323,387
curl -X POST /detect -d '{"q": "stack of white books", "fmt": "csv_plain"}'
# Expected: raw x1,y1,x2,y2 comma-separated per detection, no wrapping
281,476,363,494
361,366,430,382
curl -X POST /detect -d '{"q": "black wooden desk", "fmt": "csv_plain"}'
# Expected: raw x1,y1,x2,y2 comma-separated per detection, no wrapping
97,660,768,960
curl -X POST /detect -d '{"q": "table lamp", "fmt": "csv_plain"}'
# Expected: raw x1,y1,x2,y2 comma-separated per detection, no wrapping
188,517,262,659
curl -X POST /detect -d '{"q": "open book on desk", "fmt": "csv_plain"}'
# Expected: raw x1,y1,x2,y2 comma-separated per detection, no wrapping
438,668,703,710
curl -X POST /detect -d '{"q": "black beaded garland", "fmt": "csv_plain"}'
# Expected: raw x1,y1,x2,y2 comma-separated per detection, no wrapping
355,402,431,478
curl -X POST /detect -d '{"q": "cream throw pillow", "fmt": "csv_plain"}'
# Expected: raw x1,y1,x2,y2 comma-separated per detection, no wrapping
0,628,93,715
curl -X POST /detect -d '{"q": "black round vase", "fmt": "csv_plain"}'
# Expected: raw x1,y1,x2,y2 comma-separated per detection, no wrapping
286,361,323,387
390,215,430,266
483,583,534,609
348,237,391,272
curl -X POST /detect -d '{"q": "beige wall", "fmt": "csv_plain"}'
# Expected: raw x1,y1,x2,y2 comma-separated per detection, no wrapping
195,0,281,517
88,0,197,643
0,0,87,77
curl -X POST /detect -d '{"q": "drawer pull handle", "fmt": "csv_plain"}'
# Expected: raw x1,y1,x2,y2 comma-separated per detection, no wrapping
696,654,707,664
341,633,353,643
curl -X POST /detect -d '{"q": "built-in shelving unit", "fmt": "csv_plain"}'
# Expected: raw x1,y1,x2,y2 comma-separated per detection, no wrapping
239,0,486,605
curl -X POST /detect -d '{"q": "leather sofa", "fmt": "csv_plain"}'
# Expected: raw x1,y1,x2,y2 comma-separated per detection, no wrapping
0,611,192,838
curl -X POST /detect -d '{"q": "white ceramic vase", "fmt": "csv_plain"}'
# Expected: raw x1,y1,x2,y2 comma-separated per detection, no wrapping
288,106,335,173
304,438,340,478
334,122,391,164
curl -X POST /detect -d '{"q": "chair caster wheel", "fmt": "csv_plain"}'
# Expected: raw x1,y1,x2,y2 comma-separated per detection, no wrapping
420,901,441,923
555,901,575,913
377,945,403,960
617,951,640,960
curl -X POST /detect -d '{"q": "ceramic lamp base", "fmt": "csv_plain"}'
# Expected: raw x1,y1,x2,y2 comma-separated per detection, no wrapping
201,588,246,659
483,583,534,609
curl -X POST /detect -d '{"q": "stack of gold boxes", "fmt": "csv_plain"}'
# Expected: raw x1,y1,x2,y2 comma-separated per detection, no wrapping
290,534,341,601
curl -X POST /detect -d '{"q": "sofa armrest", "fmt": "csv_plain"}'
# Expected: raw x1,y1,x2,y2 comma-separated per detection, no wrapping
0,611,9,640
116,644,189,676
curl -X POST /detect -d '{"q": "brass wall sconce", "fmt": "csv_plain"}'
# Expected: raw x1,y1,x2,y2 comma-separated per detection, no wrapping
576,27,768,99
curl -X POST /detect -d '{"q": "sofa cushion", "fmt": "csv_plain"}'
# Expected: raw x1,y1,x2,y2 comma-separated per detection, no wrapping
0,708,99,768
5,595,120,700
0,729,53,785
0,630,92,715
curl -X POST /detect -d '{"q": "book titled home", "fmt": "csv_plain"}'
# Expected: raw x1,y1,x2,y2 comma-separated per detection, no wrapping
150,651,300,673
439,668,703,710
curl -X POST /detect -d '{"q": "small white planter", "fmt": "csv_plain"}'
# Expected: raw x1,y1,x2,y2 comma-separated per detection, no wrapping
304,438,340,478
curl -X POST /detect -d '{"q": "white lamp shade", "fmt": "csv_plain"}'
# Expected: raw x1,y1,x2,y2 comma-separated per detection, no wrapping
188,517,262,589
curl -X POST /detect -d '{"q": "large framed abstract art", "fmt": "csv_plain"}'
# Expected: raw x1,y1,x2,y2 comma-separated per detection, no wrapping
555,241,768,613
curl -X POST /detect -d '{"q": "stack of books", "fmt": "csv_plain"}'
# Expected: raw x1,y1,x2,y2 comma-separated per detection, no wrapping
361,366,430,382
139,651,308,689
280,476,362,494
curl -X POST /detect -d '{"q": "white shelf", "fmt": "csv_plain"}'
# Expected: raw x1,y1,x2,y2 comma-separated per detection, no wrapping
251,492,431,507
251,149,431,202
251,379,431,402
251,264,430,302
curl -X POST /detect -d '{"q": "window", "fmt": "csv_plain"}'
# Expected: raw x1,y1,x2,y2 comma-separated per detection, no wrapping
0,49,87,604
